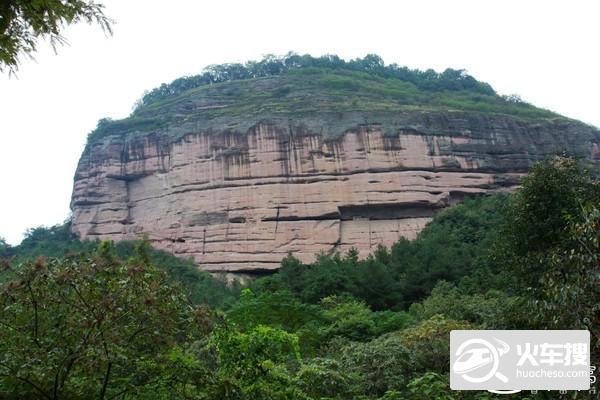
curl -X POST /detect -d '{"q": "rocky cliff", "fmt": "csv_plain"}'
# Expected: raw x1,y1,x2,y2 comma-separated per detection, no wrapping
70,61,600,273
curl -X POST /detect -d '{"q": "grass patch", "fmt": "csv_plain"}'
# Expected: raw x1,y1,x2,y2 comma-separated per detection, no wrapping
87,65,561,144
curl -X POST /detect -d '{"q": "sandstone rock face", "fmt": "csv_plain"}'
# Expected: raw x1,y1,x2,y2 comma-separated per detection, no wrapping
71,112,600,272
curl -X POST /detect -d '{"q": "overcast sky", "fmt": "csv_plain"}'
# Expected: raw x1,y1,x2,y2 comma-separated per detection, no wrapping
1,0,599,245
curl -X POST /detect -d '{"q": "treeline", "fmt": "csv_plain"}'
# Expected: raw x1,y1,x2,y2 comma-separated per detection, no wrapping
0,157,598,399
136,53,497,109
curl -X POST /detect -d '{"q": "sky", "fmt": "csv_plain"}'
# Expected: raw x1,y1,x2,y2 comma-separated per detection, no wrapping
1,0,599,245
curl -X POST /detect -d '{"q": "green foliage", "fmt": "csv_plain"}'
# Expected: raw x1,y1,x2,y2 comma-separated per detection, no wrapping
210,325,304,399
390,194,509,304
406,372,454,400
378,391,404,400
480,158,600,337
227,289,325,353
227,290,413,355
294,357,358,399
87,54,558,143
339,332,413,397
321,296,376,342
9,223,94,262
135,53,497,110
214,324,302,373
296,253,357,304
140,345,210,399
3,224,237,308
400,315,473,374
113,241,238,308
3,155,598,398
0,241,200,399
255,250,403,310
320,296,412,344
488,156,600,379
0,0,112,72
0,237,11,259
409,281,527,329
371,310,414,336
228,289,322,332
255,194,508,310
535,204,600,362
272,85,292,97
506,157,599,254
91,116,168,140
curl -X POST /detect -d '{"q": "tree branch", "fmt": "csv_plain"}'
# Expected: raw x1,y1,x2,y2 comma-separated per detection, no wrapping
0,369,52,400
99,362,112,400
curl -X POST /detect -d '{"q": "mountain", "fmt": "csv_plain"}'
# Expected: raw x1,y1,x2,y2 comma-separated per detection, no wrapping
70,54,600,273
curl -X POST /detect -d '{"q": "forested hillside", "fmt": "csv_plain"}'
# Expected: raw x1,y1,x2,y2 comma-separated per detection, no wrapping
0,157,598,399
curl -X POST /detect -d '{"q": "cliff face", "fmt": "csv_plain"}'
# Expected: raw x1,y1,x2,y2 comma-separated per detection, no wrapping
71,111,600,272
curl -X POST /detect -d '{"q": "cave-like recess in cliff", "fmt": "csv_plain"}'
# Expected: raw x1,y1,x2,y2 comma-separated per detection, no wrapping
72,54,600,273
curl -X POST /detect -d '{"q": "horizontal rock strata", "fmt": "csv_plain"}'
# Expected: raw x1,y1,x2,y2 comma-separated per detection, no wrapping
71,113,600,272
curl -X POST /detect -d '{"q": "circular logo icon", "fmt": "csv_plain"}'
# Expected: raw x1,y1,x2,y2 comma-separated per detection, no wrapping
453,338,509,384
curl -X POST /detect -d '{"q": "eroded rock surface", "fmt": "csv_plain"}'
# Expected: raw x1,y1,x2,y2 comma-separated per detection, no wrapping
71,112,600,272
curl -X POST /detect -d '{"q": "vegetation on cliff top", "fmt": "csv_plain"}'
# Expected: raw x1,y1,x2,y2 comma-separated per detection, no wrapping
135,53,497,108
87,53,559,143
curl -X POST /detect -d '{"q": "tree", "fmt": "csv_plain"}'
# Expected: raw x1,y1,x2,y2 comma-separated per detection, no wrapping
494,156,600,366
0,241,200,399
500,156,600,287
5,225,237,308
400,315,473,374
406,372,455,400
0,237,11,258
294,357,358,399
536,205,600,363
339,332,413,397
210,325,303,399
390,194,508,305
228,289,323,333
0,0,112,72
409,281,527,329
226,289,325,353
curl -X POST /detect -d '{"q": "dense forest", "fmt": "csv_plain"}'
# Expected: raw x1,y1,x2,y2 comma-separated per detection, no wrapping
0,156,598,399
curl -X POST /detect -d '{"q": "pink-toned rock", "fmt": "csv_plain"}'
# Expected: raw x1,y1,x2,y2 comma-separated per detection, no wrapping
71,118,600,272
